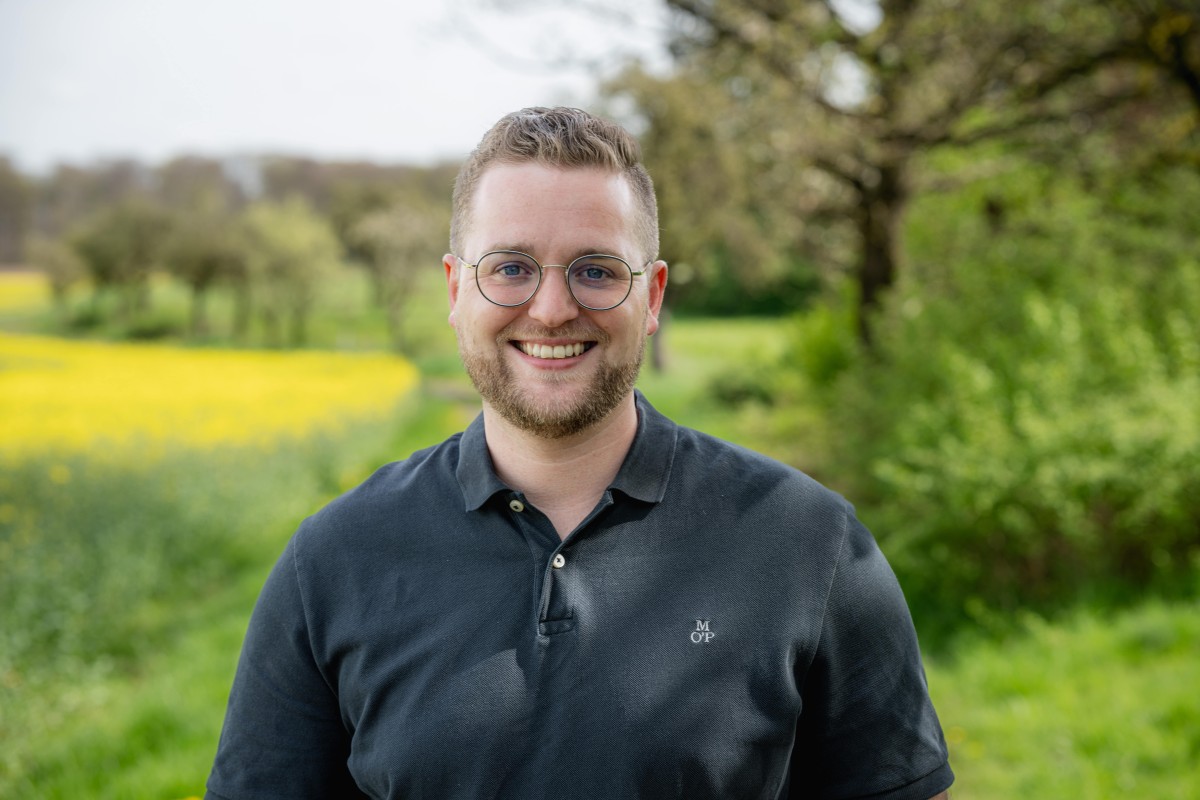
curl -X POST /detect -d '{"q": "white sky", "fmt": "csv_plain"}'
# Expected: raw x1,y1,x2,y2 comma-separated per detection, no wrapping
0,0,669,174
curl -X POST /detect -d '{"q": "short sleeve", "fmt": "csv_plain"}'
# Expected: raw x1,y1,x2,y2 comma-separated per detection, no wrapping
790,510,954,800
206,534,366,799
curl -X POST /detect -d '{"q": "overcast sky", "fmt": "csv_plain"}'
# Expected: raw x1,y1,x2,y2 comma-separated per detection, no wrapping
0,0,669,174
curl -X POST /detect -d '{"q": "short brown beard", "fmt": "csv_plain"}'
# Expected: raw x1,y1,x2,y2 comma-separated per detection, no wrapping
459,327,645,439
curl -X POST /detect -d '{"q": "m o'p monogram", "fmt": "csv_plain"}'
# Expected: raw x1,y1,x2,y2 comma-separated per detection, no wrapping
691,619,714,644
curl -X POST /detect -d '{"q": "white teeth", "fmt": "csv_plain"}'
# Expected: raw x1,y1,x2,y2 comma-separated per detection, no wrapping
521,342,585,359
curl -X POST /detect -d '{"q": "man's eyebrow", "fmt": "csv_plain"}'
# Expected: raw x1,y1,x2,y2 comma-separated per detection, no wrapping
480,244,628,262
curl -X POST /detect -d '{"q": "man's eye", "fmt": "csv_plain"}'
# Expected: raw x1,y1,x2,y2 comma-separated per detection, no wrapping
495,261,533,278
573,262,619,283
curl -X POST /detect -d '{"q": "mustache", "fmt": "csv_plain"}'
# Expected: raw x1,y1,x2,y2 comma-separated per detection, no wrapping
497,323,610,344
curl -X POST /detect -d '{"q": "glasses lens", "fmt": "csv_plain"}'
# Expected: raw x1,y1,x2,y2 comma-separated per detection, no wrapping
476,252,540,306
568,256,633,310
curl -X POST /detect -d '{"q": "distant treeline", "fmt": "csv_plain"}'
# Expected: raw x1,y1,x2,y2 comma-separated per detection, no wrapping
0,155,456,350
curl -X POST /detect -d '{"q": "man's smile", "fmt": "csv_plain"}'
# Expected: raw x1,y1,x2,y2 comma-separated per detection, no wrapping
515,341,595,360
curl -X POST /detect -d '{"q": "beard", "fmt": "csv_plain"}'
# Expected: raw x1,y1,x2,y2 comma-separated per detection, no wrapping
459,324,646,440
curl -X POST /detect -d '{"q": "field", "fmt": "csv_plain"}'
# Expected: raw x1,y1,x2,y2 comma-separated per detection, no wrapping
2,271,1198,798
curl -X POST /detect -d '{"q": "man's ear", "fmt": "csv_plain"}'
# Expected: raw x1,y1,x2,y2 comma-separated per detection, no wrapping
645,260,668,336
444,253,460,327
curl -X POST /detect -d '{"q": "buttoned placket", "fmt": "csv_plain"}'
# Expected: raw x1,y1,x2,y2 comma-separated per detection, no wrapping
504,489,615,639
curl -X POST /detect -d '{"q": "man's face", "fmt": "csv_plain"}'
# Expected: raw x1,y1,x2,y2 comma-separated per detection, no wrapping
445,162,666,439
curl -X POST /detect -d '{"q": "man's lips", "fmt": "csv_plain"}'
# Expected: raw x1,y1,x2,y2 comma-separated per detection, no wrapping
514,341,593,360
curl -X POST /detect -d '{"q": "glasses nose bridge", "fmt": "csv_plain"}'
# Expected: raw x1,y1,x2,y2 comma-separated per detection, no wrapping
533,261,575,298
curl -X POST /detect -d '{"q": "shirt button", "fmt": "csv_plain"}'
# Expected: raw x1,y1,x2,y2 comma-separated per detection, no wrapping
551,553,566,569
509,499,525,513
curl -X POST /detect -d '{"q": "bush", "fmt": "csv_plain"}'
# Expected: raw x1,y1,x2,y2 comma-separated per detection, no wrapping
819,165,1200,629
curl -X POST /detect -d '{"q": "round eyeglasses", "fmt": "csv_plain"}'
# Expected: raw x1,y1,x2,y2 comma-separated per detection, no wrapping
457,250,648,311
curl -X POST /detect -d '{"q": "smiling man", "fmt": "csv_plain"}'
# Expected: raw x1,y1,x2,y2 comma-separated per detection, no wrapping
206,107,954,800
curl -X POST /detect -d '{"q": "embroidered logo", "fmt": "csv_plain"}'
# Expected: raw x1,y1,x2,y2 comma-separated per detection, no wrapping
690,619,714,644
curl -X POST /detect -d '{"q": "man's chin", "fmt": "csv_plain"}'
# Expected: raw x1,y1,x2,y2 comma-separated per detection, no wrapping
461,349,642,440
487,386,619,440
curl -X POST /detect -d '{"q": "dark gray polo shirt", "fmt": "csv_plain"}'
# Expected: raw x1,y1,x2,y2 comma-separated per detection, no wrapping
207,392,953,800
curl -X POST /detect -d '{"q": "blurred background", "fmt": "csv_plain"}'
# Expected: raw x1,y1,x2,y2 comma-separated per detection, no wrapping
1,0,1198,796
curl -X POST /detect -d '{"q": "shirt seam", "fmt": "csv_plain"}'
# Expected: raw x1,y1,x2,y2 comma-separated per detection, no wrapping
291,534,342,702
810,500,853,671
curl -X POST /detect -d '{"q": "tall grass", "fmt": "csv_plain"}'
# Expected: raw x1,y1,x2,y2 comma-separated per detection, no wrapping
0,395,475,798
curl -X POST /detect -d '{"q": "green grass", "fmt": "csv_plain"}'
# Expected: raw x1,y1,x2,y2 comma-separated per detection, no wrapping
929,599,1200,798
0,391,476,798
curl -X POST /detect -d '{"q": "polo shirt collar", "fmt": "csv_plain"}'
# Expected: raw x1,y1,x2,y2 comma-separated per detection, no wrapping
457,413,508,512
611,390,676,504
454,390,677,511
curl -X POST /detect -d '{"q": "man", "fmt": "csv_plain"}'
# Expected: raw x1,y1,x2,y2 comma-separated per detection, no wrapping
207,107,954,799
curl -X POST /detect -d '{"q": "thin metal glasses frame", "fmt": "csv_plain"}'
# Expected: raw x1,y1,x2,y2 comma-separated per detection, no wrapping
456,249,649,311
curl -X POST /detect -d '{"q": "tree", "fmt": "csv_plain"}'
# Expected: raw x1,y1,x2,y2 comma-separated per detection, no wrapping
241,198,341,348
70,198,171,317
163,209,249,337
25,236,85,309
345,198,447,353
0,157,32,264
619,0,1193,339
1121,0,1200,113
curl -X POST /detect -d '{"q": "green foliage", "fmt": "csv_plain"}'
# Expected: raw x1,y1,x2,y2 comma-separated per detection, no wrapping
822,159,1200,628
346,198,448,353
605,66,824,316
70,199,172,315
0,395,471,797
0,438,331,678
25,236,86,306
163,207,249,336
927,599,1200,798
778,295,858,391
242,197,341,347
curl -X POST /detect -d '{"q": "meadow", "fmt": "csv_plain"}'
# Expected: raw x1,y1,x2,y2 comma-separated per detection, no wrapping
1,270,1197,798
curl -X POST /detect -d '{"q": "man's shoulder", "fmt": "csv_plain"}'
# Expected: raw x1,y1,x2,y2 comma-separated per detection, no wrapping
671,422,848,513
295,431,466,544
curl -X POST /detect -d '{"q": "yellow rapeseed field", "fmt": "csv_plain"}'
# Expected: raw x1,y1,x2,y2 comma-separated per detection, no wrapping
0,272,49,311
0,332,419,458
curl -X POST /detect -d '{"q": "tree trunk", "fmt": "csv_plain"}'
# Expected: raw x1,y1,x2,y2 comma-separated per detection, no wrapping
231,280,252,341
262,308,281,348
189,284,209,337
288,305,308,348
855,161,910,345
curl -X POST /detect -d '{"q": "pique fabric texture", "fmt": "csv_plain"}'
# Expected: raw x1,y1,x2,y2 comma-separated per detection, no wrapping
207,392,953,800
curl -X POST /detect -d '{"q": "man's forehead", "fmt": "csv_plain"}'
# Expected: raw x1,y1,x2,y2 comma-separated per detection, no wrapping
465,163,638,246
474,161,631,192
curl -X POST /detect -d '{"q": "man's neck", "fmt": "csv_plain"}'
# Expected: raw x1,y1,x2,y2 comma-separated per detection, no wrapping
482,394,639,540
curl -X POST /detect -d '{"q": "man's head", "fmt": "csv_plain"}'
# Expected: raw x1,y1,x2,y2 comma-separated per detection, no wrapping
445,108,667,440
450,107,659,266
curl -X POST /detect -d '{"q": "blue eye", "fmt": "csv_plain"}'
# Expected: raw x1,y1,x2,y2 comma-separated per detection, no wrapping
497,262,529,278
570,258,625,287
479,253,538,282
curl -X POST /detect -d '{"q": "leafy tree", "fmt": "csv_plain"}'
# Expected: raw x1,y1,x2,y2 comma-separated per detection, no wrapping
163,209,249,337
25,236,85,309
157,156,247,214
0,157,32,264
69,198,171,318
618,0,1195,338
241,198,341,348
345,198,446,353
809,153,1200,628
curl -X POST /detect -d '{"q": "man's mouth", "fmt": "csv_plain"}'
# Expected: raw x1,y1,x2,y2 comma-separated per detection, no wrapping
516,341,593,360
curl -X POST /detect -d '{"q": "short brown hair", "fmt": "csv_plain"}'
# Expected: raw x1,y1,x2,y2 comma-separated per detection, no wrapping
450,107,659,263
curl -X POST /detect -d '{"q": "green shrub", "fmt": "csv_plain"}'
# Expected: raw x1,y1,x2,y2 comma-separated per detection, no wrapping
820,164,1200,629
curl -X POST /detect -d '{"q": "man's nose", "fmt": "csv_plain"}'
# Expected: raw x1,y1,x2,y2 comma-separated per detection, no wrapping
525,266,580,328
